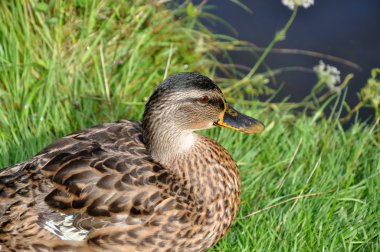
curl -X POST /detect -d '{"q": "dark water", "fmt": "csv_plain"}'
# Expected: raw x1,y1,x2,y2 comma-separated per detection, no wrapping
203,0,380,121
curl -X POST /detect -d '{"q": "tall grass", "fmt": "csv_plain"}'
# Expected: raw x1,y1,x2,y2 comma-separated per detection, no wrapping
0,0,231,166
0,1,379,251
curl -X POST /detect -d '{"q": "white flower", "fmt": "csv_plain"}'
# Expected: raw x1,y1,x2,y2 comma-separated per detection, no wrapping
313,60,341,91
282,0,314,10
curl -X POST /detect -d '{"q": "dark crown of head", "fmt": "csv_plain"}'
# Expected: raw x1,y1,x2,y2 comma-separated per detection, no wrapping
155,72,222,94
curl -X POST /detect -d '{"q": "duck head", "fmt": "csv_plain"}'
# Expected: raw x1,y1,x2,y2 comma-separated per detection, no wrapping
142,72,264,164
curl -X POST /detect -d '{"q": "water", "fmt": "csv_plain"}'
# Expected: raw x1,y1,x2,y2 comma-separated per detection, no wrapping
203,0,380,121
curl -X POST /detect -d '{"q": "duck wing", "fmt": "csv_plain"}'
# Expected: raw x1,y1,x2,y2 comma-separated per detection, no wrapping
1,121,192,251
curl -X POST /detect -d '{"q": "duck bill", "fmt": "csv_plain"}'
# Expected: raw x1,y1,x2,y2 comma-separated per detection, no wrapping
214,103,265,134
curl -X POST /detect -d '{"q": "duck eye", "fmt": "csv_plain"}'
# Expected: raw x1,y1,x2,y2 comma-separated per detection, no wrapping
199,96,209,104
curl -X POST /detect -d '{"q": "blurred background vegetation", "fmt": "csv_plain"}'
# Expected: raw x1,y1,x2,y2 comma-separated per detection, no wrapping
203,0,380,123
0,1,379,251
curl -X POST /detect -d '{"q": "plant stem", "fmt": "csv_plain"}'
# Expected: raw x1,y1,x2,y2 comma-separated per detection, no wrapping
224,6,299,93
340,97,369,124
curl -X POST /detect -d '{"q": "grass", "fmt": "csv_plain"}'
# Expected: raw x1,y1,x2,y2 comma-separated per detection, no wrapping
208,112,379,251
1,1,379,251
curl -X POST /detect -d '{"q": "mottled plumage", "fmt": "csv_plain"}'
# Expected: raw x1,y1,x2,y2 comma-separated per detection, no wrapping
0,73,264,251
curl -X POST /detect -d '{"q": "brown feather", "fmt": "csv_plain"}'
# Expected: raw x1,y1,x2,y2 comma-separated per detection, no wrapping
0,73,261,252
0,120,241,252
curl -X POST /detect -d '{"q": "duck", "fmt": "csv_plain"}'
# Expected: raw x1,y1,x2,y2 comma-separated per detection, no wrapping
0,72,264,252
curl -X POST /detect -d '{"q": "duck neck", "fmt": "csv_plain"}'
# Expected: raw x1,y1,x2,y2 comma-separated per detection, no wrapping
142,119,196,165
170,136,241,205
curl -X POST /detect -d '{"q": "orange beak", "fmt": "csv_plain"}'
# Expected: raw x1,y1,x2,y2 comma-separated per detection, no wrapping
214,103,265,134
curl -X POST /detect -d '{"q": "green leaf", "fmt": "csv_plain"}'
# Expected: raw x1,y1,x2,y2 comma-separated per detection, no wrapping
35,2,49,13
186,3,197,18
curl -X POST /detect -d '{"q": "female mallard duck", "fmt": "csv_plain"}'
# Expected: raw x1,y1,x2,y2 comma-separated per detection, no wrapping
0,72,264,252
